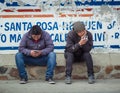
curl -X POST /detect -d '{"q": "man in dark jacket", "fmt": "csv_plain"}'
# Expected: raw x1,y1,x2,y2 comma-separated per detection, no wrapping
64,21,95,84
15,25,56,84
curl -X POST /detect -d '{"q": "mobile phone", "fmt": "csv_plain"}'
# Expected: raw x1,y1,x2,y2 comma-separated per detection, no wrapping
83,35,88,40
34,50,39,53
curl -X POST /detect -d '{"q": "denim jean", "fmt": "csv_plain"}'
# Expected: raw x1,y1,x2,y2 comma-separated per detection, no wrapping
15,52,56,80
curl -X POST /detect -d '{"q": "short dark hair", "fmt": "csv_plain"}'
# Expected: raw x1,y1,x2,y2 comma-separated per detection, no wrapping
30,25,42,35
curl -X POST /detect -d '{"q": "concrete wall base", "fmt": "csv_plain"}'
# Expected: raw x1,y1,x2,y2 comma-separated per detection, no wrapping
0,63,120,80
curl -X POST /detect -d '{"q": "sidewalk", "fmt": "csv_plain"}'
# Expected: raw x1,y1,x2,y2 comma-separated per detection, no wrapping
0,79,120,93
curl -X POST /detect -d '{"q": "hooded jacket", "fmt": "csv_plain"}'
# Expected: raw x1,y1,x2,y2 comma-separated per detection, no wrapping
18,30,54,56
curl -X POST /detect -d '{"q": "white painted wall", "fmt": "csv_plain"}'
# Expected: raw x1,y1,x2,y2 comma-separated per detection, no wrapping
0,0,120,66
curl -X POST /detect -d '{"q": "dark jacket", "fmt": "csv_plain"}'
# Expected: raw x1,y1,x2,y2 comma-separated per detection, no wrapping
65,30,93,54
18,31,54,56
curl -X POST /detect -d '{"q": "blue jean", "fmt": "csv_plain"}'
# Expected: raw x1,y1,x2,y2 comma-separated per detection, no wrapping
15,52,56,80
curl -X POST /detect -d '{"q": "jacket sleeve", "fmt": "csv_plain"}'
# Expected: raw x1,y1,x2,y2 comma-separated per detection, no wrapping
41,33,54,56
18,34,31,56
82,33,93,52
65,34,81,53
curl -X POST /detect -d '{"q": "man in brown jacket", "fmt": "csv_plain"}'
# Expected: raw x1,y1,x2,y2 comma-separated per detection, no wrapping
64,21,95,84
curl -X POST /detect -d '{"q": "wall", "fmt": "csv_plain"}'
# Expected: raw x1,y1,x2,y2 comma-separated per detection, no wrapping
0,0,120,53
0,0,120,80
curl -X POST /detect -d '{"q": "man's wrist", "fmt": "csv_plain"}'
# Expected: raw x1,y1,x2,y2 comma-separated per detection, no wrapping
79,43,81,46
78,43,82,47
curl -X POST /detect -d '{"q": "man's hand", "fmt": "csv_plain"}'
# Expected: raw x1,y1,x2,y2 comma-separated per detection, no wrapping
79,37,88,46
79,34,88,46
30,50,41,57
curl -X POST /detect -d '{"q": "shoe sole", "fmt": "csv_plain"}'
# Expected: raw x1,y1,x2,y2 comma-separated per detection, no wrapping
49,82,56,84
49,81,56,84
65,82,72,84
88,81,95,84
65,81,72,84
20,82,27,84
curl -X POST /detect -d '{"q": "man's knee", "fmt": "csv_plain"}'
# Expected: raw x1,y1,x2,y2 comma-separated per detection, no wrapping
48,52,56,58
65,52,74,59
65,52,74,65
15,52,24,65
15,52,23,59
48,52,56,65
83,52,91,57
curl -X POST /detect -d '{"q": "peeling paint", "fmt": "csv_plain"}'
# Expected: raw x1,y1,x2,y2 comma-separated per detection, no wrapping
0,0,120,53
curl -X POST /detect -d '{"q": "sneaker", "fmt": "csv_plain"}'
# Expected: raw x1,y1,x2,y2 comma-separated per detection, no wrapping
88,75,95,84
65,76,71,84
46,78,55,84
20,79,28,84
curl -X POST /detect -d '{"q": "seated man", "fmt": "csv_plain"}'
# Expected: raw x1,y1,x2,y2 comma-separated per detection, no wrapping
64,21,95,84
15,25,56,84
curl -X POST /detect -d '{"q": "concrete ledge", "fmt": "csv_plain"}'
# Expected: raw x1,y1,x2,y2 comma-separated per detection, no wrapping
0,53,120,66
0,53,65,66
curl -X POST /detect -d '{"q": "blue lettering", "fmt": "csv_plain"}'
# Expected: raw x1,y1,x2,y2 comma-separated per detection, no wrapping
48,22,52,30
10,34,16,42
17,34,22,42
69,22,73,31
62,22,72,31
91,21,96,30
4,22,32,31
50,33,67,42
86,21,102,30
16,22,21,31
53,22,58,30
93,33,105,41
22,22,28,30
0,34,6,43
36,22,41,28
50,34,54,41
115,32,119,39
36,22,58,31
55,34,59,42
42,22,47,30
27,22,32,30
107,21,116,29
65,34,68,41
62,22,65,30
10,34,22,42
10,22,15,31
22,22,32,31
4,22,9,31
60,34,64,42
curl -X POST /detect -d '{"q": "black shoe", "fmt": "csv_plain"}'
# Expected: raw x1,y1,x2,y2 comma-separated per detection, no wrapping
88,75,95,84
46,78,55,84
65,76,72,84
